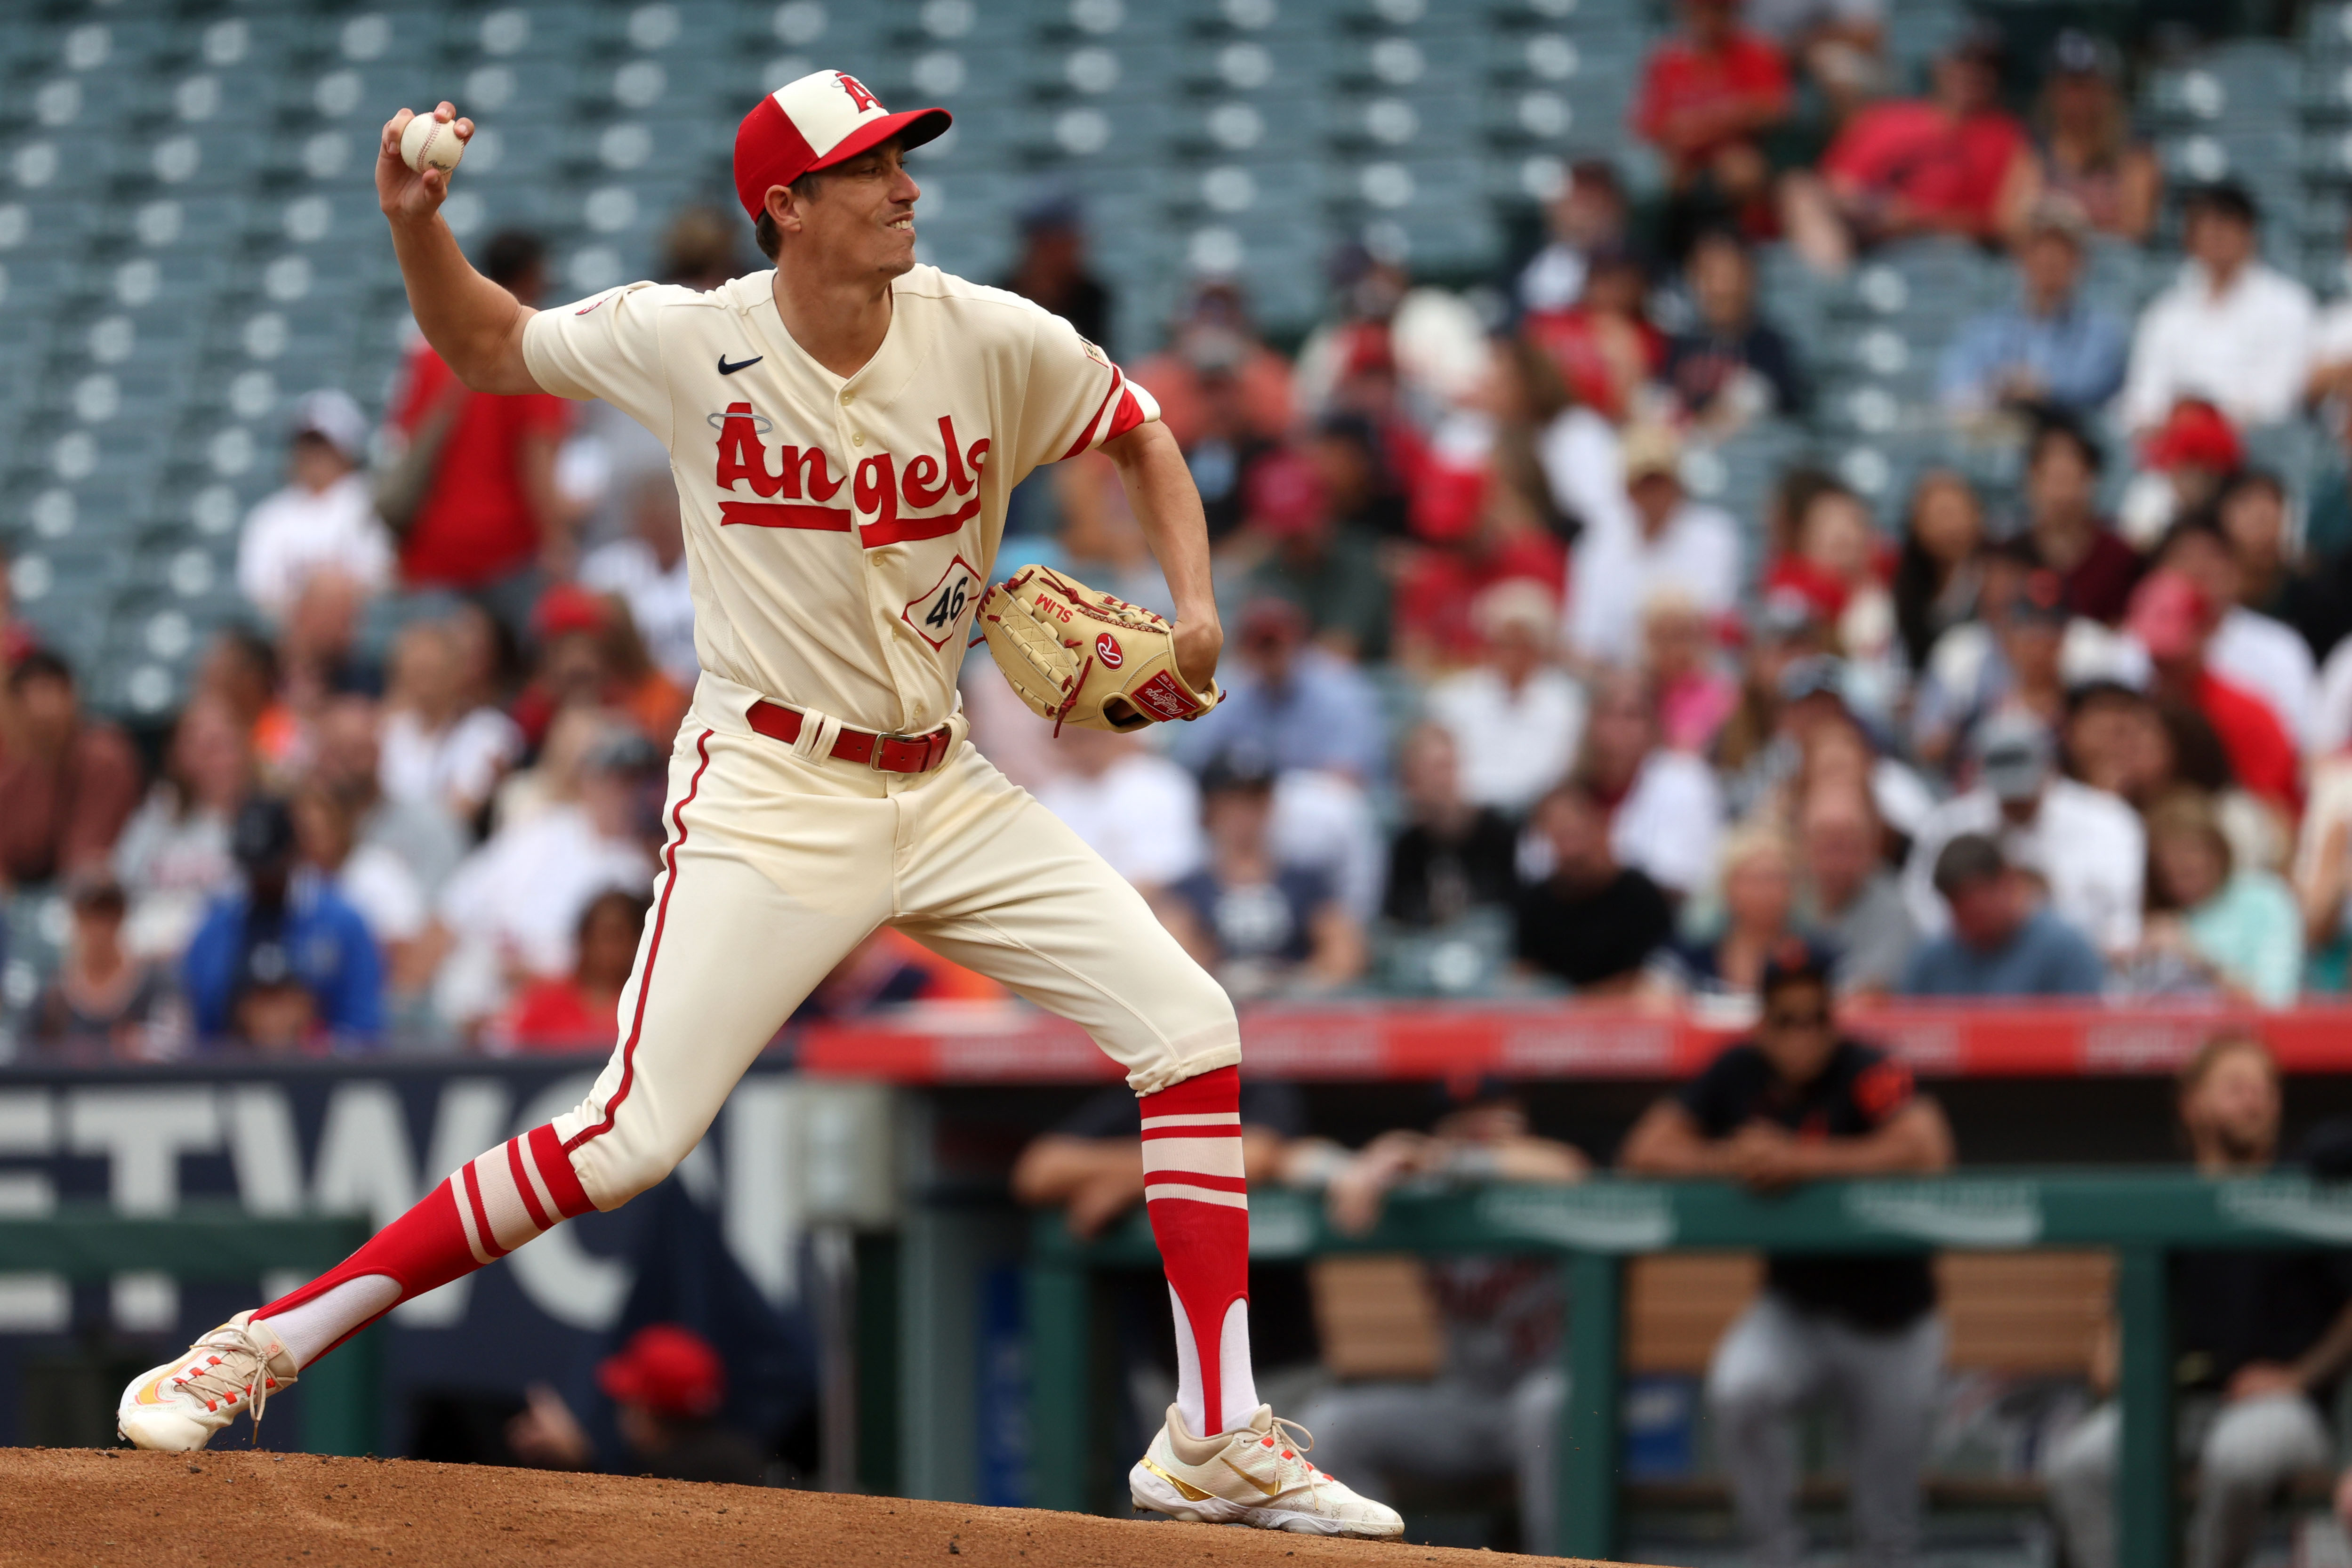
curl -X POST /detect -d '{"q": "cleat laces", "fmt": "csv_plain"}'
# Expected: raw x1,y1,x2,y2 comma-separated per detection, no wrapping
169,1318,283,1442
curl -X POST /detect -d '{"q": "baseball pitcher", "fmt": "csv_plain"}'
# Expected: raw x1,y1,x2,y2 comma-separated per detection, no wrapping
115,72,1400,1539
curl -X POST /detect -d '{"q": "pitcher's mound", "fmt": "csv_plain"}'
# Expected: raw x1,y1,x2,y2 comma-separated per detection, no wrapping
1,1448,1595,1567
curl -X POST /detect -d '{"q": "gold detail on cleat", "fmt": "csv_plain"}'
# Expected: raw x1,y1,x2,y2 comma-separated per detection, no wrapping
1140,1456,1215,1502
1220,1455,1283,1497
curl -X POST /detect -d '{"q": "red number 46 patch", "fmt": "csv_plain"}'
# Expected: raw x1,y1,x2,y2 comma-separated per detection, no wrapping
901,555,980,652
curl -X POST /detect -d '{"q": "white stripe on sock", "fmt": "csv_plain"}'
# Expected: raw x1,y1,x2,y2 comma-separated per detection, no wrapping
1141,1112,1241,1131
1216,1297,1258,1435
1141,1137,1246,1179
471,1144,542,1254
451,1170,495,1266
1144,1182,1249,1209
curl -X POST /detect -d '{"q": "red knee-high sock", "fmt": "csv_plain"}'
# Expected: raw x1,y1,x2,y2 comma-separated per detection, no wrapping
1140,1065,1257,1437
255,1124,594,1365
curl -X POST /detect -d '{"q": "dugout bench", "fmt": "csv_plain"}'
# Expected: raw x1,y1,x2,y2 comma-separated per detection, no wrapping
0,1205,378,1455
1027,1173,2352,1565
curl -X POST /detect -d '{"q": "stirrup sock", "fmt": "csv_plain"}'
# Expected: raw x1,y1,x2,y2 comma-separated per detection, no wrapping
255,1124,592,1367
1140,1065,1257,1437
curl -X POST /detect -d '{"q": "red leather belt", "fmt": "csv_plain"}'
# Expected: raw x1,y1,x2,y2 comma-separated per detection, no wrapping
746,700,954,774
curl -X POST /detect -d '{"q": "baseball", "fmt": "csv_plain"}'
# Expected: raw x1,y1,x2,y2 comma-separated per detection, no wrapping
400,111,464,175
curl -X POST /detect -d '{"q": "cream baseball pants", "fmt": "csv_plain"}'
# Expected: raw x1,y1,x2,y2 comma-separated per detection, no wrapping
552,674,1243,1211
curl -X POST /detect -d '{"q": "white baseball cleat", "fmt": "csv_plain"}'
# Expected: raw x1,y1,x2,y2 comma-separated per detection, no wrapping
116,1310,299,1453
1130,1402,1405,1538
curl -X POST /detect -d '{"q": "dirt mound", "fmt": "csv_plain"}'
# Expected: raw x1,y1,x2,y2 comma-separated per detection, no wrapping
0,1449,1593,1567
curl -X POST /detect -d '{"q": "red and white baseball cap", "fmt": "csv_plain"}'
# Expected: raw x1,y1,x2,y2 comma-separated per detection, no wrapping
733,70,951,219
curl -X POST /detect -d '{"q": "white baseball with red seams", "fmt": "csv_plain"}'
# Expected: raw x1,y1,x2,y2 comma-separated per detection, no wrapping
399,112,462,173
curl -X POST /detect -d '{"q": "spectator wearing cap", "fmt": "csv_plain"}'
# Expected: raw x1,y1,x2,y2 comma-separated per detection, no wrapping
1666,230,1808,430
2122,185,2314,436
1796,783,1917,997
1728,653,1934,849
579,471,698,692
430,725,658,1032
1632,0,1792,257
387,229,577,621
507,1322,771,1485
1239,448,1391,661
1172,598,1387,782
492,887,651,1051
2130,790,2302,1007
1714,586,1834,784
1901,833,2108,997
2121,399,2247,553
1937,208,2127,420
2021,418,2142,627
999,188,1112,353
1577,667,1726,902
183,797,383,1046
1160,751,1365,1001
1384,723,1520,931
235,390,396,625
1517,161,1632,319
1514,781,1676,995
1902,711,2145,956
1300,1082,1589,1556
1999,30,2160,244
509,582,691,753
1622,944,1954,1568
1425,579,1586,816
2156,509,2317,751
1781,28,2031,273
31,872,186,1058
1132,281,1295,460
2050,1036,2352,1568
112,696,255,963
1644,823,1810,1013
1565,426,1742,669
1910,545,2143,775
2128,569,2302,816
0,648,144,888
1033,726,1207,896
379,617,526,829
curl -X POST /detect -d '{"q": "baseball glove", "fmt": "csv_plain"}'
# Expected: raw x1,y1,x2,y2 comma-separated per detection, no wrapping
978,565,1223,734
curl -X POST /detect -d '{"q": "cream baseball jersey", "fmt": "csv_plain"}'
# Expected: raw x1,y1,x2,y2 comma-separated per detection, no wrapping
522,266,1156,734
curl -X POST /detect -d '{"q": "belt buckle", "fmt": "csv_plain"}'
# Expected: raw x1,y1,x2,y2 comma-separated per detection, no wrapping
872,729,943,773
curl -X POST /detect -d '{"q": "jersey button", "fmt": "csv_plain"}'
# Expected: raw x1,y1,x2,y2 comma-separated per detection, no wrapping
851,431,866,446
839,390,855,406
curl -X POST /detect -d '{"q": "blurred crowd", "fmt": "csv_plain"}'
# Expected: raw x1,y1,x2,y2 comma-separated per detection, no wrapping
13,3,2352,1053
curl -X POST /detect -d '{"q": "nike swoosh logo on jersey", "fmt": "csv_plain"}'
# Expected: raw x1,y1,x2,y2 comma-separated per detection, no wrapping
718,354,763,376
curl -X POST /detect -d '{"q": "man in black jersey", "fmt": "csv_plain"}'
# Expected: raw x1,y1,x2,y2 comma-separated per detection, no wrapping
1621,940,1955,1568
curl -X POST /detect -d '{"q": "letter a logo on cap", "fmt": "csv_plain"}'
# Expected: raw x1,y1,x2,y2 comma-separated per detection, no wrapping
733,68,954,218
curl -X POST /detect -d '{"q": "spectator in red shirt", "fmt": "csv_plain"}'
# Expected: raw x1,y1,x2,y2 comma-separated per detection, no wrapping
492,887,648,1052
1634,0,1793,256
1782,29,2031,273
387,230,575,625
1523,247,1665,423
2129,569,2301,818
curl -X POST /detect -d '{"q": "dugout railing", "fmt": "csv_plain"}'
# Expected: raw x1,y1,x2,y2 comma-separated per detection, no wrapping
0,1206,379,1455
1026,1174,2352,1565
